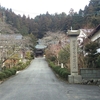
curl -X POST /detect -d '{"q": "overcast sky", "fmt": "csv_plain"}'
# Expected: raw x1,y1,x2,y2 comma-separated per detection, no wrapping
0,0,90,18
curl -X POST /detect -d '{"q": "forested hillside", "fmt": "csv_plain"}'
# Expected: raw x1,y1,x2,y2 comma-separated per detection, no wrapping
0,0,100,38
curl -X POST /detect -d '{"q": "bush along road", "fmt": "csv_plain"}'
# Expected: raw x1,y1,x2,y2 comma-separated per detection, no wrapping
0,60,31,82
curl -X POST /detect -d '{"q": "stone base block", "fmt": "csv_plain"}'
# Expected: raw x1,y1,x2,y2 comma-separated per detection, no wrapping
74,75,82,83
68,75,74,83
68,75,82,83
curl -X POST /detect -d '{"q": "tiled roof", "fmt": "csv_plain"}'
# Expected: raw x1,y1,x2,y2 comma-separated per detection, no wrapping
35,44,47,49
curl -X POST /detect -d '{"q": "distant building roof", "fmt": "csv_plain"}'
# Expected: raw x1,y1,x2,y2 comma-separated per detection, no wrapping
15,34,22,39
88,24,100,38
80,29,94,36
35,44,47,50
0,34,22,40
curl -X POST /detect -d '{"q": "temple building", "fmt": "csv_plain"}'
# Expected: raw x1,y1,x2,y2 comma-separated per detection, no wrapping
35,42,47,57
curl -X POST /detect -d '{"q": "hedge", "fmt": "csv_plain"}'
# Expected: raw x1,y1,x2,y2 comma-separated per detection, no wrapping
0,68,17,80
0,72,6,80
0,60,31,81
49,61,70,80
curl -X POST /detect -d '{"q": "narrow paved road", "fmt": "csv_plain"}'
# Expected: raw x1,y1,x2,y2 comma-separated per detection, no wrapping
0,57,100,100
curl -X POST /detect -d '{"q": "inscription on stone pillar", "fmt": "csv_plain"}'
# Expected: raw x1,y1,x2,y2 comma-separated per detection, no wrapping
71,38,78,73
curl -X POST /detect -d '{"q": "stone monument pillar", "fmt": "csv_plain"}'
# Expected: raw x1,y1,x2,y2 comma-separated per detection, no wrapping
68,30,82,83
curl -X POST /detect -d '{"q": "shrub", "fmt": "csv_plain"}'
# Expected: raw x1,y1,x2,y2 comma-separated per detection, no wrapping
12,68,17,74
0,72,6,80
26,61,30,66
84,42,100,68
0,60,31,80
16,66,23,71
96,55,100,68
48,61,70,80
2,70,12,78
7,68,17,75
0,68,17,80
13,66,18,70
17,62,23,66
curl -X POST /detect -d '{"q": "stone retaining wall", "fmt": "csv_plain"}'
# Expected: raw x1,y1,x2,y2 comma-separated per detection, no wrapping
80,68,100,79
80,68,100,85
